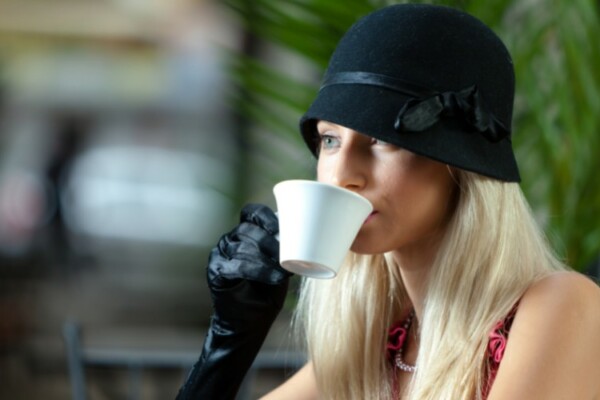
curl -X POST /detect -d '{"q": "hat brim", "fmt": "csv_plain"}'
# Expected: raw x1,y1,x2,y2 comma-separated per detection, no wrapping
300,84,520,182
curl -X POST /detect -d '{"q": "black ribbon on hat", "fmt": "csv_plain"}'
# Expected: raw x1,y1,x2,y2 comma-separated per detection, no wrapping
320,72,510,143
393,85,509,143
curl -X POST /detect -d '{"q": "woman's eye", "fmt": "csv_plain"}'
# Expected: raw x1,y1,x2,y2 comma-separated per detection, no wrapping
318,134,340,150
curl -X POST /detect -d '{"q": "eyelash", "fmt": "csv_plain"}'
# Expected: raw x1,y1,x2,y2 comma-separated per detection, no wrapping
316,131,391,150
316,134,338,152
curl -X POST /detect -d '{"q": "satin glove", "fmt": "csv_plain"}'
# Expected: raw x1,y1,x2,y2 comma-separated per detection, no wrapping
176,204,292,400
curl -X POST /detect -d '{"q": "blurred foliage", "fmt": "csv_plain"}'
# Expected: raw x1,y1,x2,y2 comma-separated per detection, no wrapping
223,0,600,271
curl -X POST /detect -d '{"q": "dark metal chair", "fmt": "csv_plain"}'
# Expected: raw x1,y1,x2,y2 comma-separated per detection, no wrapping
63,320,306,400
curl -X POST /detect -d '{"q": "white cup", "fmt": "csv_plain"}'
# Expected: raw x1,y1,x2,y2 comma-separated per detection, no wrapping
273,180,373,279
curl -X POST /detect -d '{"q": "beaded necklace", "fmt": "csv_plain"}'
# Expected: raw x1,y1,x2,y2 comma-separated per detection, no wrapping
394,311,417,373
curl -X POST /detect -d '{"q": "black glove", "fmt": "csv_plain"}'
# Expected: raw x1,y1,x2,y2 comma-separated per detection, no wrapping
176,204,292,400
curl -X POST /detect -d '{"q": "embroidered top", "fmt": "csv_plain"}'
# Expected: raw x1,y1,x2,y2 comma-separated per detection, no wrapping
386,306,518,399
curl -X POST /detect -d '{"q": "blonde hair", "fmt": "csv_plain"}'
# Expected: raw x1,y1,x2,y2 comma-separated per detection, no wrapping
294,171,565,399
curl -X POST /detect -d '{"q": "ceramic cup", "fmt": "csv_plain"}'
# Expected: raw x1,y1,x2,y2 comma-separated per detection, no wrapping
273,180,373,279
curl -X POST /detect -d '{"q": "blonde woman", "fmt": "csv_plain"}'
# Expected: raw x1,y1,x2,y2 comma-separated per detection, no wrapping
177,4,600,400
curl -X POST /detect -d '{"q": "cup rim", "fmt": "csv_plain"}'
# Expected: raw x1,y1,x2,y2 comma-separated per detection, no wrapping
273,179,373,209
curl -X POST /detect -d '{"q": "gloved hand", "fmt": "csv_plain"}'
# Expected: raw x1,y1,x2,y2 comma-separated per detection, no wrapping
176,204,292,400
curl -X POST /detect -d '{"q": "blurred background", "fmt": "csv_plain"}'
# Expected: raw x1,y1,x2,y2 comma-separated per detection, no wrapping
0,0,598,399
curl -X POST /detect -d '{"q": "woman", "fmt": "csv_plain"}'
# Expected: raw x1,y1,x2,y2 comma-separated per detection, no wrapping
177,4,600,400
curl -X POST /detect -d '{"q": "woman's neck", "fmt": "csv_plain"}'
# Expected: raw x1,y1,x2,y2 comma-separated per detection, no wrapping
391,233,441,321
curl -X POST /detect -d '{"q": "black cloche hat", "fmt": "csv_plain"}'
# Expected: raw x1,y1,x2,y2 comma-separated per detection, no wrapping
300,4,520,182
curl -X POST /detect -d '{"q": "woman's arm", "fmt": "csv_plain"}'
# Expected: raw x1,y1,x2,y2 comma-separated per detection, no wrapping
176,205,291,400
488,271,600,400
260,362,319,400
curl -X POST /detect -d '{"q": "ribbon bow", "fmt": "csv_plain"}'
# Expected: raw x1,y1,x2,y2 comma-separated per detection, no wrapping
393,85,509,143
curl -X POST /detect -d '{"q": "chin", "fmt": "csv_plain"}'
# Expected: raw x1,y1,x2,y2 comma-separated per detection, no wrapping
350,238,389,255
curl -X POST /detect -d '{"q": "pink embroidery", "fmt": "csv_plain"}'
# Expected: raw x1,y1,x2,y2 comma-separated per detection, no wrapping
386,314,412,397
386,305,518,400
488,320,508,363
386,324,408,362
483,305,518,398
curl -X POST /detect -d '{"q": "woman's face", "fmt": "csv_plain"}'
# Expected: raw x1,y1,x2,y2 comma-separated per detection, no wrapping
316,120,457,255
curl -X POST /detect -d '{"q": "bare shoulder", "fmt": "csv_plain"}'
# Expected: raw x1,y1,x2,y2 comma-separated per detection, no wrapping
488,271,600,399
515,270,600,342
520,270,600,317
526,270,600,296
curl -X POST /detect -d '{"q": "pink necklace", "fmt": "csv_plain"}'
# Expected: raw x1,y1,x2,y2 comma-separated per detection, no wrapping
394,311,417,373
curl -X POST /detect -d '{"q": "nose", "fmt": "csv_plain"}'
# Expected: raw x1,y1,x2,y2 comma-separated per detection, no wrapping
324,138,368,191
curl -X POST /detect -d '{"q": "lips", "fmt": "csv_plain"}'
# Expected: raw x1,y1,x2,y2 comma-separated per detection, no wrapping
364,211,379,224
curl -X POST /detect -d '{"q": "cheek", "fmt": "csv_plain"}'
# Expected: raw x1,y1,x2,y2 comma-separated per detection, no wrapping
381,161,456,246
316,166,325,182
401,174,455,235
412,185,453,225
316,158,328,183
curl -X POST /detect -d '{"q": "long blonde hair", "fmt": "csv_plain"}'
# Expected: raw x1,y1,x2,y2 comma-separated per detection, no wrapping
294,171,565,399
